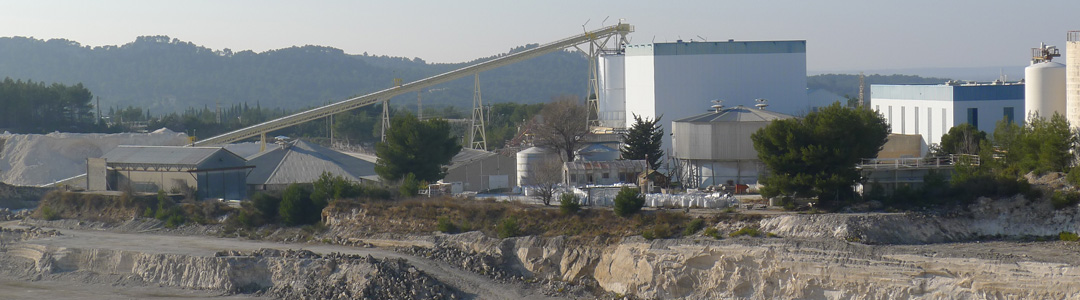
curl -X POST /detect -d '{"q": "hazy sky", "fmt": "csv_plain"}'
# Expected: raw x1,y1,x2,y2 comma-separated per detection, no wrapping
2,0,1078,72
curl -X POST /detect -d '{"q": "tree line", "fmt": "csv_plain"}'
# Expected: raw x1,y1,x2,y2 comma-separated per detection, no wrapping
0,78,104,133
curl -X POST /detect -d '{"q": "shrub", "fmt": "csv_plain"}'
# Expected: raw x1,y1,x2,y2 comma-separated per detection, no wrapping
279,183,316,226
703,227,721,239
683,218,706,236
1052,191,1080,210
400,173,421,197
436,216,459,233
729,226,762,238
559,193,581,215
39,205,60,221
1061,231,1080,242
497,216,520,238
164,214,185,228
613,187,645,217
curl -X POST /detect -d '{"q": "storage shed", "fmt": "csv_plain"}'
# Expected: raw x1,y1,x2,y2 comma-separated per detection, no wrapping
90,146,250,200
672,105,795,188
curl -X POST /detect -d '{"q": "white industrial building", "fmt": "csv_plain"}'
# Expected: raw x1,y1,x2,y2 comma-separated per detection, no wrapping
1067,31,1080,129
870,82,1025,156
672,105,795,188
597,40,808,153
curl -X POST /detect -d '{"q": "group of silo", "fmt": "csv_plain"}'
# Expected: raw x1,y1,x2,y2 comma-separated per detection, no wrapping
1033,31,1080,128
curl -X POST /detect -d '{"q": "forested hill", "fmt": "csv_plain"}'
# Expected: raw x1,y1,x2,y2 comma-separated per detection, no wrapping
0,36,587,114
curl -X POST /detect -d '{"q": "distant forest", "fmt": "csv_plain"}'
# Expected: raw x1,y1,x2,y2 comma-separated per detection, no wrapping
0,36,587,114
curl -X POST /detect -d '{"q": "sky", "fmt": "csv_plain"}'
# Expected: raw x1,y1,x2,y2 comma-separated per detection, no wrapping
2,0,1079,73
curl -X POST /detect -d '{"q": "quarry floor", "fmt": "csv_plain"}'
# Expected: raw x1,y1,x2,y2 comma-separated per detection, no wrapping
0,220,561,300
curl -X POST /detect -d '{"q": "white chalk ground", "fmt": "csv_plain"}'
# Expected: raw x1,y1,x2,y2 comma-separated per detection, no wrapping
0,130,189,186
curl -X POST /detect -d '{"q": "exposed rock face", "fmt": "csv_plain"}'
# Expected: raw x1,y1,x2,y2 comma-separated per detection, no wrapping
761,196,1080,244
6,246,460,299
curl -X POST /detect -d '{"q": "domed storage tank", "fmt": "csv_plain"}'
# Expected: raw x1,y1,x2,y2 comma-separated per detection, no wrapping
516,147,556,187
575,144,620,162
1026,61,1066,120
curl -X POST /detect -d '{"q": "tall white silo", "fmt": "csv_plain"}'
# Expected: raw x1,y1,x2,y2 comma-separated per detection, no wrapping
1067,31,1080,129
597,54,626,129
1025,43,1066,121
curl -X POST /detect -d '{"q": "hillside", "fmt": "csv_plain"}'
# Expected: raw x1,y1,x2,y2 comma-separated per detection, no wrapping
0,36,587,114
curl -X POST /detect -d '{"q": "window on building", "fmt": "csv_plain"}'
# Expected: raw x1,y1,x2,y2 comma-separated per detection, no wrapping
901,107,906,134
927,107,933,143
942,108,947,138
1004,107,1014,124
967,108,978,129
602,172,610,179
888,106,894,132
570,174,577,183
914,106,919,134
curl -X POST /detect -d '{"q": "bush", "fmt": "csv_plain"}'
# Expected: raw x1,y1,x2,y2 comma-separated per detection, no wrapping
643,222,674,240
39,205,60,221
1052,191,1080,210
436,216,459,234
729,226,763,238
164,214,185,228
279,183,317,226
703,227,721,239
1061,231,1080,242
613,187,645,217
400,173,421,197
559,193,581,215
497,216,520,238
683,218,706,236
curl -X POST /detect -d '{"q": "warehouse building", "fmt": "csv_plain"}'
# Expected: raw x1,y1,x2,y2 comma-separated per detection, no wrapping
442,148,516,192
870,82,1024,156
87,146,250,200
246,139,378,191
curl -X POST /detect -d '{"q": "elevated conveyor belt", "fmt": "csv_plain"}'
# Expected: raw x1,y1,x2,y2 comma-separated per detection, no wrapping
193,23,633,146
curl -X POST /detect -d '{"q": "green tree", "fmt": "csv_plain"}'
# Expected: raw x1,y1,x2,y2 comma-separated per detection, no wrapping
375,113,462,182
279,183,315,226
559,192,581,215
934,123,987,156
621,114,664,170
994,113,1075,176
613,187,645,217
751,103,889,206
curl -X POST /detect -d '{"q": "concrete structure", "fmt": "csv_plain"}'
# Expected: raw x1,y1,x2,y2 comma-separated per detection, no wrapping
443,148,516,192
672,105,796,188
876,134,925,159
598,40,807,153
563,160,646,186
91,146,250,200
870,82,1024,156
1068,31,1080,129
246,140,378,192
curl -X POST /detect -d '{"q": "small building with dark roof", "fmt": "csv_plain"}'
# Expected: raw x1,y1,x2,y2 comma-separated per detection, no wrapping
672,105,795,188
88,146,250,200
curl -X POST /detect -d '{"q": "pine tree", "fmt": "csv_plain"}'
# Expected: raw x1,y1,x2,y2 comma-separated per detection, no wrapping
621,114,664,170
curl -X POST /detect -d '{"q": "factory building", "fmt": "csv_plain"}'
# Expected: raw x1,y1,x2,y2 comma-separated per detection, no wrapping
671,105,795,188
87,146,250,200
443,148,516,192
597,40,808,152
870,82,1025,156
246,140,378,191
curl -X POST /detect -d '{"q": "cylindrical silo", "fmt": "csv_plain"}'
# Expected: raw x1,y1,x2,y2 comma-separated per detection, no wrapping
597,54,626,128
1025,61,1067,121
516,147,554,186
1067,31,1080,129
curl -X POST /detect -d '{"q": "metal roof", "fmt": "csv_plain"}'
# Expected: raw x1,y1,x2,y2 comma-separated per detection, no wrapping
246,140,378,185
673,105,795,123
447,148,501,170
564,160,646,171
102,146,228,166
